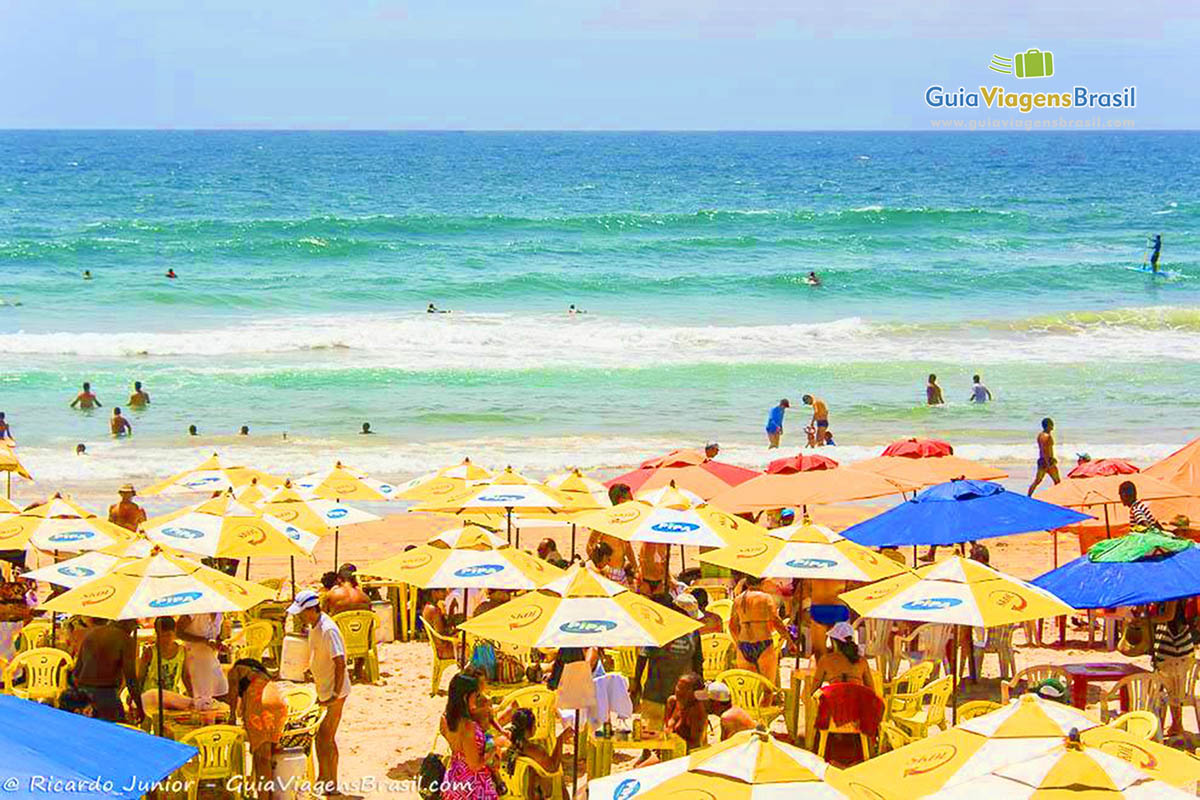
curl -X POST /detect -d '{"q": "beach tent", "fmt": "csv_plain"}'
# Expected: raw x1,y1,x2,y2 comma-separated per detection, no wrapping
840,479,1090,548
606,448,759,500
0,694,197,800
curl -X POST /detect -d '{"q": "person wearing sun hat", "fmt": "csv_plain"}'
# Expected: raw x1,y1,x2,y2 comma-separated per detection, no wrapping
289,588,350,791
107,483,146,532
810,621,876,694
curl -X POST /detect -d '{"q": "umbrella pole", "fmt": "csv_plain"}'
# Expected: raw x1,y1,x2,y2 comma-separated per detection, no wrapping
333,527,340,569
1104,505,1111,539
951,626,959,725
5,472,9,499
245,557,251,580
290,556,296,600
570,523,576,560
157,629,165,737
572,709,580,798
458,589,469,668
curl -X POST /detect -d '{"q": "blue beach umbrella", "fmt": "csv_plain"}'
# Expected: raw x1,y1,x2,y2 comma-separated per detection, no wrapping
1032,546,1200,608
840,479,1091,548
0,694,196,799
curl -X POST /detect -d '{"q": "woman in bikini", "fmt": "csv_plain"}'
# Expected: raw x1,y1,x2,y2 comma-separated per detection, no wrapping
441,673,500,800
728,575,792,684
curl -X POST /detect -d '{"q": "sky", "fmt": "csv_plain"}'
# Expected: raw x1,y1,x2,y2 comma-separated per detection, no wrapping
3,0,1199,129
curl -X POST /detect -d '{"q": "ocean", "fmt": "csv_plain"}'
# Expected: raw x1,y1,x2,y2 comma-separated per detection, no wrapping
1,130,1197,486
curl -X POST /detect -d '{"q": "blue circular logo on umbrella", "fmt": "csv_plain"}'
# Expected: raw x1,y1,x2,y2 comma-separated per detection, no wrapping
649,522,700,534
478,494,525,503
612,778,641,800
161,527,205,540
454,564,505,578
188,476,222,486
559,620,618,635
326,508,349,520
380,485,394,495
60,565,95,578
785,558,838,570
48,530,95,543
901,597,963,612
149,591,203,609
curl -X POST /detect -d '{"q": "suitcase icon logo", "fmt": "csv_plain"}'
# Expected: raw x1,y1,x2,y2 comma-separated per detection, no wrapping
989,49,1054,79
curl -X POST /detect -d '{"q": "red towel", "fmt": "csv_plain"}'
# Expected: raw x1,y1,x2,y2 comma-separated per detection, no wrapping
814,682,884,738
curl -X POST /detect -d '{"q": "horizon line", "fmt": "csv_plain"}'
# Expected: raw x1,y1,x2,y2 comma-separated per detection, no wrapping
0,126,1195,134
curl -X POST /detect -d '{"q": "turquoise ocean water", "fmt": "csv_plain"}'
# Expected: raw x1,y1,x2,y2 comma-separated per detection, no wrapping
1,131,1198,485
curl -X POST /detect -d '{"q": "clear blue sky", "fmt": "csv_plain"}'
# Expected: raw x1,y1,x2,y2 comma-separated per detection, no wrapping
4,0,1198,129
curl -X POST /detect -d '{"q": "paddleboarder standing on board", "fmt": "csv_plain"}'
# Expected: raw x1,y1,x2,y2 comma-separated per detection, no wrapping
1150,234,1163,274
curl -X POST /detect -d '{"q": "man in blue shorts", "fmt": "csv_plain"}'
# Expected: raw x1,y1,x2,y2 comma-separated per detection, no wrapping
765,399,789,448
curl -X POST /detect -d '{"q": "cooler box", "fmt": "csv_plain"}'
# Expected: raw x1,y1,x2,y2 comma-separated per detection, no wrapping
280,633,310,682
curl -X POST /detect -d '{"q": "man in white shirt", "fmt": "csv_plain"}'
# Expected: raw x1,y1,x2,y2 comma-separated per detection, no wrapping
289,589,349,795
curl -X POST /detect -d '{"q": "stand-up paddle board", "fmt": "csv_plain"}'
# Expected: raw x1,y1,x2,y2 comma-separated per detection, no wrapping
1126,265,1182,279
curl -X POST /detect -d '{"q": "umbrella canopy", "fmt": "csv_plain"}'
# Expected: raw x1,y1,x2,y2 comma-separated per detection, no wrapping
458,564,701,648
248,483,378,534
840,556,1073,627
141,453,283,496
1144,436,1200,495
0,694,197,800
852,449,1008,487
142,493,312,559
1036,473,1191,510
699,521,909,582
0,443,32,480
635,483,705,508
840,480,1091,548
801,505,886,532
607,449,759,500
0,494,134,553
23,538,158,589
838,694,1200,800
882,438,956,458
544,469,612,511
765,453,839,474
571,498,766,548
412,467,568,515
589,728,848,800
395,458,492,502
0,497,19,514
43,548,276,619
923,736,1193,800
294,461,399,502
1068,459,1140,479
1032,545,1200,608
361,524,564,590
710,467,915,514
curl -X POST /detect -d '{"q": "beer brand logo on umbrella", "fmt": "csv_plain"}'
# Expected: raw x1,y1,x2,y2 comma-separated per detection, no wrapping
331,481,358,495
187,476,222,486
162,526,205,540
989,589,1028,611
48,530,94,543
631,600,664,626
82,585,117,606
379,484,394,495
0,522,25,540
612,778,641,800
901,597,963,612
737,542,770,559
508,606,543,629
326,508,349,520
149,590,203,609
236,524,267,545
454,564,505,578
649,522,700,534
785,558,838,570
902,744,958,776
609,508,641,524
215,578,249,596
1097,740,1157,771
60,565,96,578
273,508,299,522
845,784,886,800
401,552,434,569
478,493,525,504
560,619,617,634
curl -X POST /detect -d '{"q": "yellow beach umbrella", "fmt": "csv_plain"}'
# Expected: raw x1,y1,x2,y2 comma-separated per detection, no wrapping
142,453,284,496
837,694,1200,799
458,563,701,648
23,537,158,589
700,520,909,582
0,442,32,496
395,458,492,502
247,483,379,535
143,492,312,565
293,462,398,566
413,467,569,547
635,482,705,508
361,524,564,590
571,496,767,549
0,497,19,514
545,469,612,510
0,493,134,553
589,728,848,800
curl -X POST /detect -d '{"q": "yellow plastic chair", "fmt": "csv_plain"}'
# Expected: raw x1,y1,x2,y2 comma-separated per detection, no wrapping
12,621,54,653
257,577,284,599
282,684,318,716
889,675,953,739
854,617,897,682
499,686,558,750
332,609,380,684
879,720,915,753
882,661,935,714
715,669,783,728
957,700,1002,722
1000,664,1071,703
962,625,1017,682
611,647,639,683
894,623,952,676
279,702,326,782
1109,710,1160,741
229,619,275,664
707,599,732,632
426,626,460,696
1099,673,1167,725
584,727,614,779
816,718,871,764
700,634,734,680
502,757,565,800
178,725,249,800
2,647,74,705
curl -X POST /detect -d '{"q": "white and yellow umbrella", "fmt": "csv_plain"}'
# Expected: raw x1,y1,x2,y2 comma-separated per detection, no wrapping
590,728,847,800
0,494,134,553
571,496,767,549
141,453,284,496
23,538,158,589
395,458,492,502
635,482,705,508
0,442,32,496
143,493,312,561
0,497,19,514
361,525,564,590
293,461,399,502
700,520,909,582
243,483,379,535
458,563,701,648
413,467,569,547
545,469,612,510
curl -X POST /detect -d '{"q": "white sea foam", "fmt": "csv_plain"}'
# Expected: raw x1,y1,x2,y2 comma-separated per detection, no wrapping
2,311,1199,369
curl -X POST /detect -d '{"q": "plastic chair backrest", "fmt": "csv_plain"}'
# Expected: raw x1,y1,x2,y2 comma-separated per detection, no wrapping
1109,710,1159,740
12,621,53,653
283,685,318,716
887,661,935,699
923,676,954,727
180,724,247,781
880,721,911,752
700,634,733,679
611,647,638,680
956,700,1002,722
1103,674,1167,718
1001,664,1071,703
231,620,274,661
2,647,74,702
715,669,777,713
500,685,558,745
707,599,732,625
506,756,564,800
854,618,890,656
333,610,377,658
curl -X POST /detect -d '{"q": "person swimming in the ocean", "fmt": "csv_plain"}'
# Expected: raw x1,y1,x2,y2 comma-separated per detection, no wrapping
166,269,177,279
568,304,587,315
83,270,92,280
427,303,450,314
806,271,821,286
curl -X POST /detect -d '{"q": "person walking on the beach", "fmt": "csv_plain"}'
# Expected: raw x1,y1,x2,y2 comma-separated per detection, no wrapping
128,381,150,409
969,374,992,404
765,399,789,448
1028,417,1061,495
110,407,132,437
108,484,147,532
802,394,830,444
70,382,101,410
926,374,944,405
0,412,12,442
289,590,350,794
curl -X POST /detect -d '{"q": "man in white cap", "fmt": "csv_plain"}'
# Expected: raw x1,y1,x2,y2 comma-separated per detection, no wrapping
701,680,755,740
289,589,350,794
